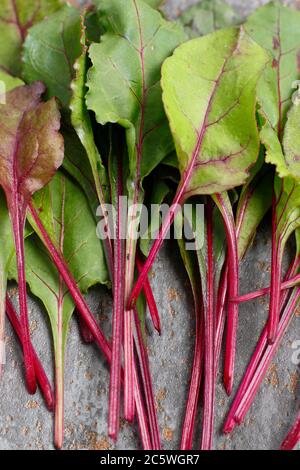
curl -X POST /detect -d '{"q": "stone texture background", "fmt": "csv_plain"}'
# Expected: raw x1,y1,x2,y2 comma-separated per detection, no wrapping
0,0,299,451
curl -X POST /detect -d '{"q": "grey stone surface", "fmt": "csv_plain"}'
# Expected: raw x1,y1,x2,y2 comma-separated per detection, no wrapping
0,0,299,451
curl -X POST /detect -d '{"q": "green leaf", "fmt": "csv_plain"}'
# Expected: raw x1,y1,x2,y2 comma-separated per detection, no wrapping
62,125,99,217
179,0,241,38
245,2,300,178
28,171,109,288
0,70,23,92
274,175,300,251
70,11,110,209
11,170,108,447
23,4,82,108
281,102,300,180
161,27,269,198
86,0,186,182
0,0,62,76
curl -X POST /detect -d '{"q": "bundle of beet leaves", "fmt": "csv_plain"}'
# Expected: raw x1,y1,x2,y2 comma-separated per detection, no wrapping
0,0,299,451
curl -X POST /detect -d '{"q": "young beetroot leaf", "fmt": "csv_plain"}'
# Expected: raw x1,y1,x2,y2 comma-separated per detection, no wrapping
86,0,185,421
14,171,108,449
0,82,64,394
27,201,152,450
244,3,300,344
0,0,62,76
129,28,268,397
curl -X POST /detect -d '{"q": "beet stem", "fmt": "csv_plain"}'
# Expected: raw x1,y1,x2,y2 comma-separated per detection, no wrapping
136,254,161,334
268,193,282,344
214,194,239,396
230,270,300,304
6,296,54,411
128,188,184,309
11,207,37,394
231,286,299,430
28,202,152,450
224,256,300,433
180,297,204,450
201,202,216,450
109,157,125,440
133,307,161,450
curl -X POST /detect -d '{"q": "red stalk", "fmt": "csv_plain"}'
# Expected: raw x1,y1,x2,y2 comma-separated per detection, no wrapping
230,255,300,304
54,278,64,449
180,298,204,450
280,412,300,450
27,202,152,450
201,202,216,450
133,307,161,450
268,193,282,344
128,191,184,309
214,194,239,396
6,296,54,411
224,257,300,433
109,156,125,441
215,265,228,378
10,205,36,394
226,286,299,432
136,254,161,334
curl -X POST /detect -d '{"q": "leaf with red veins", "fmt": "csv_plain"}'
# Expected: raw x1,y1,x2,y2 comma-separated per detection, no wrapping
128,27,268,314
0,0,63,76
86,0,185,421
245,2,300,177
0,82,64,394
162,27,268,200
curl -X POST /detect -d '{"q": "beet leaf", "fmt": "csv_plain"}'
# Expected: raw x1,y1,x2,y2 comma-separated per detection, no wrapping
0,82,64,394
23,5,113,277
86,0,185,420
0,0,62,76
245,2,300,343
10,171,109,448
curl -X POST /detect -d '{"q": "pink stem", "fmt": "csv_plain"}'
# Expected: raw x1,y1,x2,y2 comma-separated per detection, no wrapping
280,412,300,450
6,296,54,411
180,297,204,450
109,158,125,441
136,254,161,334
214,194,239,396
28,202,152,450
215,265,228,378
230,270,300,304
10,205,36,394
133,308,161,450
268,194,282,344
128,189,184,310
224,257,300,433
201,202,216,450
234,287,299,428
